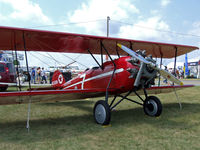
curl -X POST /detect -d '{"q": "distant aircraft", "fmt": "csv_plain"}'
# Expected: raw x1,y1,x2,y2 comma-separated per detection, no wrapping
0,26,198,125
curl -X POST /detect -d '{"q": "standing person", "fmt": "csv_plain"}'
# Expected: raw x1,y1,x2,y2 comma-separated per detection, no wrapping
176,69,180,79
31,67,36,84
37,67,41,84
41,67,47,84
36,67,38,83
179,69,184,79
163,66,168,84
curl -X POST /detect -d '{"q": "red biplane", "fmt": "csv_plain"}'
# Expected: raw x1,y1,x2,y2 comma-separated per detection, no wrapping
0,26,198,125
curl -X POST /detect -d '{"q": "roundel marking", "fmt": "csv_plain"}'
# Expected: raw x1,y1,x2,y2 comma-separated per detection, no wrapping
58,74,63,84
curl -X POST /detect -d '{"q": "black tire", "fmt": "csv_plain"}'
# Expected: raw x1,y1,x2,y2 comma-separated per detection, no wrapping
143,96,162,117
93,100,111,125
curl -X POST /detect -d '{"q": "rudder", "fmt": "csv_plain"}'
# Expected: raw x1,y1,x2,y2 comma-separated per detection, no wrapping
52,70,66,88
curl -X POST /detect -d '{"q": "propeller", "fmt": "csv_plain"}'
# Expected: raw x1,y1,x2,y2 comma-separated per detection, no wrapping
117,43,183,86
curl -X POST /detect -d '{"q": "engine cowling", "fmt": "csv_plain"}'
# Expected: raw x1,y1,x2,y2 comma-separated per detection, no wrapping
127,51,157,88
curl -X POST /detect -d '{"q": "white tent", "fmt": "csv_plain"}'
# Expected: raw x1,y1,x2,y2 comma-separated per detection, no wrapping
167,62,184,69
188,57,199,63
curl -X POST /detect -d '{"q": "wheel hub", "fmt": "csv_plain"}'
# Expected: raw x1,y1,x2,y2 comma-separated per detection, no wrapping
145,100,158,116
95,104,106,124
147,102,154,112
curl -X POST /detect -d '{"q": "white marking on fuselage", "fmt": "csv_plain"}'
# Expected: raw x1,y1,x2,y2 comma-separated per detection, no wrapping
58,74,63,84
63,68,124,89
80,73,86,89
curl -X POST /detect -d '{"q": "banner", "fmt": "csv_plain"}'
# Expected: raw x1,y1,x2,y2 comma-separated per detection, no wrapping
185,54,189,76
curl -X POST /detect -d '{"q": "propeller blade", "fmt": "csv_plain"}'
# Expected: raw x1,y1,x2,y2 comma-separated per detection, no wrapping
156,68,184,85
117,43,151,64
117,43,183,86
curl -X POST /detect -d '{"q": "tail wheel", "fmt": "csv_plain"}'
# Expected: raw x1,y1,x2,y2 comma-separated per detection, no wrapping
93,100,111,125
143,96,162,117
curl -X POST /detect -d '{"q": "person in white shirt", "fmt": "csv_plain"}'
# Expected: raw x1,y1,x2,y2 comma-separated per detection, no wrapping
41,67,47,84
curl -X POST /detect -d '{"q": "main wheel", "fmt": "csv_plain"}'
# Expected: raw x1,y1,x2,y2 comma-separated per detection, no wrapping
93,100,111,125
143,96,162,117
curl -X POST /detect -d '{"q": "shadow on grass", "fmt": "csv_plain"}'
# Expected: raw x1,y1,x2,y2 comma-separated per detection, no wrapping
0,102,200,143
40,100,94,113
40,100,94,106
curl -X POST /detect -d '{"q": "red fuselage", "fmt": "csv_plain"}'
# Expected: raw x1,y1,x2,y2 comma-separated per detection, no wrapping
61,56,139,94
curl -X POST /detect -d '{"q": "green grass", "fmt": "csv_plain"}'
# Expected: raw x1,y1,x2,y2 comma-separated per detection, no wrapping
1,86,200,150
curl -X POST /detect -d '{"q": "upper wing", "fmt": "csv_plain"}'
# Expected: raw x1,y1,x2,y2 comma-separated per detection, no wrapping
0,26,198,58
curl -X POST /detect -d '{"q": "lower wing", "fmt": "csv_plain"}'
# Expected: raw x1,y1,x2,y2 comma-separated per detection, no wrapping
134,85,194,96
0,88,115,105
0,85,193,105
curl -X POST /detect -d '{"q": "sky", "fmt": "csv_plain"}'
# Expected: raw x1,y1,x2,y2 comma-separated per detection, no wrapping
0,0,200,69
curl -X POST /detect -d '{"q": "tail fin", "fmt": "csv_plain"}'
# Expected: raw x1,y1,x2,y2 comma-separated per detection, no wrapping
52,70,66,88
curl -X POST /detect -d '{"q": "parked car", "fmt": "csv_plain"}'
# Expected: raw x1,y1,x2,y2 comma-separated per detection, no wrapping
0,61,16,91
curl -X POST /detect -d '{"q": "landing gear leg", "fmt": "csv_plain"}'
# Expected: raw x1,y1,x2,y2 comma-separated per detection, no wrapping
93,100,111,125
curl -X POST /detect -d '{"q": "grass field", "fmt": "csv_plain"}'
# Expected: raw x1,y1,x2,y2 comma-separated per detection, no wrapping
0,86,200,150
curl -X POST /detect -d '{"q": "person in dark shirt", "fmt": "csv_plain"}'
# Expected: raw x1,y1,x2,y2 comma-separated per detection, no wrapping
31,68,36,84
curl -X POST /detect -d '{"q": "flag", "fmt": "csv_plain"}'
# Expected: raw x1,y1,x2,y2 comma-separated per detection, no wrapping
185,54,189,76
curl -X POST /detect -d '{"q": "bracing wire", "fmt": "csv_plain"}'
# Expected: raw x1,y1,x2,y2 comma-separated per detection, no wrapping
28,38,87,67
111,20,200,38
46,53,64,66
29,19,105,29
29,52,51,67
62,53,88,68
27,18,200,39
32,52,65,65
30,51,88,68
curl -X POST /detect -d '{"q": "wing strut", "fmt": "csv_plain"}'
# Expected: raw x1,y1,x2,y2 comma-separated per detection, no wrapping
23,32,31,89
88,49,103,69
23,31,32,132
115,41,120,58
158,55,163,86
14,32,22,91
88,41,116,102
173,47,178,78
14,48,21,90
101,41,117,102
158,46,163,86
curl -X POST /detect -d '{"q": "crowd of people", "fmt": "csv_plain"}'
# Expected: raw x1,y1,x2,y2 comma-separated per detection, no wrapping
168,67,184,79
31,67,47,84
163,66,184,84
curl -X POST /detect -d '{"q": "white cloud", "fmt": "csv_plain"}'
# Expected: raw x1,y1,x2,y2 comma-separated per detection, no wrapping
0,13,6,22
67,0,172,41
118,16,171,40
189,22,200,49
68,0,139,35
0,0,52,25
161,0,171,7
189,21,200,35
150,10,159,15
